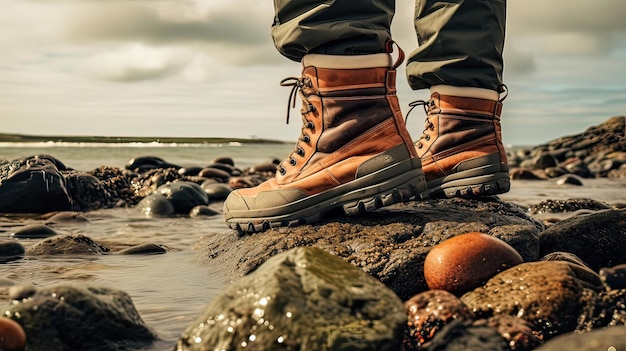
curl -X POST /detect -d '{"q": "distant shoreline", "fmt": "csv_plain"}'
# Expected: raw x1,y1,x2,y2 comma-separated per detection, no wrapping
0,133,287,145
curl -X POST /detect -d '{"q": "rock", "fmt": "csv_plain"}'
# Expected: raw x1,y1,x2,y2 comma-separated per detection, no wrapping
27,234,109,256
137,193,176,217
533,153,558,170
509,168,547,180
200,182,233,200
43,211,90,226
462,261,605,341
9,224,57,239
0,241,25,261
156,181,209,214
403,290,475,350
0,317,26,351
539,209,626,271
198,167,230,181
0,156,72,213
555,174,584,186
211,157,235,166
116,243,169,255
423,232,523,296
125,156,180,172
599,264,626,290
420,319,509,351
2,284,157,351
178,166,204,177
189,205,221,218
200,198,542,300
528,198,610,215
486,315,541,351
535,325,626,351
176,247,405,351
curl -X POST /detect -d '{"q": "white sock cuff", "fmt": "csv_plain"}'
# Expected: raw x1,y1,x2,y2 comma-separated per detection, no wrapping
302,53,392,69
430,85,499,101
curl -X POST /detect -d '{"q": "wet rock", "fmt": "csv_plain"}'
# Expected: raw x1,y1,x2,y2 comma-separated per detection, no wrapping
189,205,221,218
403,290,475,350
420,319,509,351
528,198,610,215
156,181,209,214
0,317,26,351
178,166,204,177
137,193,176,217
539,209,626,271
27,234,109,255
125,156,180,172
211,157,234,166
176,247,405,351
486,315,541,351
535,325,626,351
543,167,567,178
462,261,604,341
509,168,547,180
0,241,25,262
2,284,157,351
116,243,168,255
9,224,57,239
200,198,542,300
198,167,230,181
201,182,233,200
599,264,626,290
532,153,558,170
576,288,626,331
423,232,523,296
555,174,584,186
0,156,72,213
43,211,90,226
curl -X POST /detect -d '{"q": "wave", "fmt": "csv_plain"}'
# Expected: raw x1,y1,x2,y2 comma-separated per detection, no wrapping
0,141,243,148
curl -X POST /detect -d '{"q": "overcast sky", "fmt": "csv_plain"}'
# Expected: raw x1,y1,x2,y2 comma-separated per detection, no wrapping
2,0,625,146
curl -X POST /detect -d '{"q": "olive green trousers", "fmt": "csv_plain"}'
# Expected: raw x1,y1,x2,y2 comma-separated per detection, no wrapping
272,0,506,92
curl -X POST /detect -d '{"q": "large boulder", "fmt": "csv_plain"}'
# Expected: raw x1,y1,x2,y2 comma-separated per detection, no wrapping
201,198,543,300
1,284,158,351
176,246,405,351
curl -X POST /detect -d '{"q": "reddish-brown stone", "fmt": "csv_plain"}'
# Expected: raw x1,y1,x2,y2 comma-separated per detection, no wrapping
0,317,26,351
424,232,523,296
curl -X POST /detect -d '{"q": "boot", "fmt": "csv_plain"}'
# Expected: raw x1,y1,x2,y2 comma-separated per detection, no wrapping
224,45,426,233
412,89,510,199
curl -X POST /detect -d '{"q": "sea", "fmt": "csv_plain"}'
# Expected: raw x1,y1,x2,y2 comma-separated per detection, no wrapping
1,142,625,350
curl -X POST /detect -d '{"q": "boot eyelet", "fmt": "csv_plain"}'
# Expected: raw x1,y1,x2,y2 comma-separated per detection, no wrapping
289,158,297,166
425,135,430,141
278,166,286,175
302,135,310,143
296,147,305,156
306,122,314,129
417,143,423,149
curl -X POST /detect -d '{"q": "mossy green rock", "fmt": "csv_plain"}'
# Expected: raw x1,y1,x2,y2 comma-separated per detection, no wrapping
176,247,405,351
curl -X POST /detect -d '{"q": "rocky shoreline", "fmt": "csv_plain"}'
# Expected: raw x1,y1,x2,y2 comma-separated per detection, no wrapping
0,116,625,350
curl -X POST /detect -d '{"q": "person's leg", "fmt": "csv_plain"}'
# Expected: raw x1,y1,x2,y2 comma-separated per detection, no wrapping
406,0,510,198
223,0,426,234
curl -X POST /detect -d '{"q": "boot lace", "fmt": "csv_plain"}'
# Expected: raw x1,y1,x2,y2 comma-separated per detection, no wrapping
276,77,316,175
406,99,435,149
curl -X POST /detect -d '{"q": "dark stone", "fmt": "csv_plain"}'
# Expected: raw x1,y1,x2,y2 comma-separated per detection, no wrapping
0,241,25,261
176,247,405,351
210,157,235,166
555,174,584,186
421,319,509,351
44,211,90,226
156,181,209,214
178,166,204,177
486,315,541,351
27,234,109,255
198,167,230,181
189,205,221,218
10,224,57,239
528,198,610,215
535,325,626,351
125,156,180,172
599,264,626,290
1,284,158,351
462,261,603,341
539,209,626,271
201,182,233,200
200,198,542,300
0,157,72,213
533,153,558,170
116,243,169,255
137,193,176,217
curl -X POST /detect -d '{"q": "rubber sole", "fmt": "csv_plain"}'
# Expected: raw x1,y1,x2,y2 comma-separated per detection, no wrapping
225,158,426,235
421,166,511,199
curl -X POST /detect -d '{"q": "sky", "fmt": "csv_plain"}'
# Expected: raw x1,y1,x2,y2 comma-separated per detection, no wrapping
1,0,625,146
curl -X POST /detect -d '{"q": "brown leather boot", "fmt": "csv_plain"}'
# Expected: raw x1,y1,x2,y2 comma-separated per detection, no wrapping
224,46,426,233
412,92,510,198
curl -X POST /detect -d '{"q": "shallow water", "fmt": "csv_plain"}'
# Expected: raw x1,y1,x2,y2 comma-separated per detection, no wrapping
1,143,625,349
